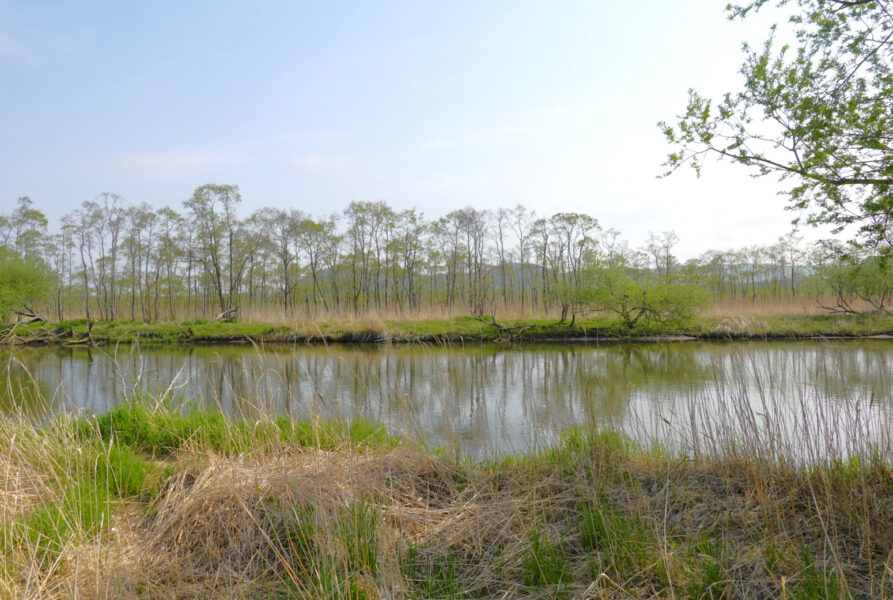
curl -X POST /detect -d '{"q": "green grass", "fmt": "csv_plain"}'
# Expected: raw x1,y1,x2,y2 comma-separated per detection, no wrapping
82,400,399,457
685,537,726,600
8,310,893,347
338,498,380,576
2,400,892,598
522,527,569,587
401,543,463,599
581,497,656,583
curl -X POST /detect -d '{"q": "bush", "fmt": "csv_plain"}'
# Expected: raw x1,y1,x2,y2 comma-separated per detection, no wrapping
0,248,51,321
811,250,893,314
573,268,708,332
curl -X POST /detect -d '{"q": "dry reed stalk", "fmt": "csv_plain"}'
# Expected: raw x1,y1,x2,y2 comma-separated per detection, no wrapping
239,304,561,326
0,452,52,520
5,444,893,599
3,392,893,599
701,296,876,318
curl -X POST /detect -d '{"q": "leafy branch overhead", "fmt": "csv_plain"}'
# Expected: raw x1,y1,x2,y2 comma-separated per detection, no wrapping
660,0,893,249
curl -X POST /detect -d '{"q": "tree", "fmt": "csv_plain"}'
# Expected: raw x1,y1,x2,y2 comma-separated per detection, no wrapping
661,1,893,250
296,215,338,312
510,204,534,313
810,240,893,313
184,184,253,315
550,212,600,323
1,197,48,260
644,230,679,278
574,266,709,332
0,248,50,322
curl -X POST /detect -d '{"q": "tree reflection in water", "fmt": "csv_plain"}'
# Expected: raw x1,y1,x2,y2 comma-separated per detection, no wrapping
3,340,892,458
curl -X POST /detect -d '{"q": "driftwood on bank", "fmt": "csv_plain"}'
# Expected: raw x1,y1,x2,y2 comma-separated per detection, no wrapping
174,322,195,339
1,322,70,346
62,320,97,346
472,315,533,338
15,306,47,324
216,307,241,321
0,323,21,345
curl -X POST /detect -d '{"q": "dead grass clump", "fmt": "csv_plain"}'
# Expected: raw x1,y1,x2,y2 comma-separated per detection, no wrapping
702,296,882,318
0,451,53,520
125,449,463,597
703,298,824,318
4,413,893,599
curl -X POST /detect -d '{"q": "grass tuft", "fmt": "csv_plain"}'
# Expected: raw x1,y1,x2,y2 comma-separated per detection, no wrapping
1,394,893,598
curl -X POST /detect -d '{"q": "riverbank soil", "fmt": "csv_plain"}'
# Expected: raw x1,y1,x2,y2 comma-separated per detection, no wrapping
3,311,893,345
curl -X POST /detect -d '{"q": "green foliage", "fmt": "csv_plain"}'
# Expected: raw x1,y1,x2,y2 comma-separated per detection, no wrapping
25,502,76,560
19,439,157,563
794,548,840,600
0,248,51,321
282,505,317,584
280,503,379,600
104,444,155,498
4,405,893,598
24,478,114,561
573,267,709,332
662,1,893,250
810,247,893,314
90,402,233,456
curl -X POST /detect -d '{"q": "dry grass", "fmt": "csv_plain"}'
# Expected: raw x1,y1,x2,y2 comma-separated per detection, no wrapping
54,297,847,326
2,407,893,599
238,304,559,327
701,296,877,318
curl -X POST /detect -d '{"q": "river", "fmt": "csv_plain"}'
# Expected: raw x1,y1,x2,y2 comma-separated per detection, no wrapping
3,339,891,459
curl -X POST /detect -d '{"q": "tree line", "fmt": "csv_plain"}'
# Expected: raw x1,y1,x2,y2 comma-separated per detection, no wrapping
1,185,890,324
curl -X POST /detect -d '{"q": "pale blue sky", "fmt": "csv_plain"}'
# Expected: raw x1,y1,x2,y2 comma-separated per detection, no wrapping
0,1,817,257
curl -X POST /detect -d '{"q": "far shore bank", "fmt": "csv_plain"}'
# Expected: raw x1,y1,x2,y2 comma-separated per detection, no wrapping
3,311,893,346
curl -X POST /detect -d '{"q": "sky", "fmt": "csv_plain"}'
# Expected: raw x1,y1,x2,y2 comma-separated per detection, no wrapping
0,0,828,259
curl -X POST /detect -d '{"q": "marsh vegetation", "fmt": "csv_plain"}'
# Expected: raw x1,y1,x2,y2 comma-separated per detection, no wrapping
2,340,893,598
2,394,892,598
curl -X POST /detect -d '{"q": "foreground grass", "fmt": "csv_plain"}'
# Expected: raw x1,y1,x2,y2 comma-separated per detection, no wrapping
2,403,892,598
6,308,893,346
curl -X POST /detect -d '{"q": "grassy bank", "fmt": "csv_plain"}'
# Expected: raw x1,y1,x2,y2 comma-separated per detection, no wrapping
4,309,893,346
2,401,892,598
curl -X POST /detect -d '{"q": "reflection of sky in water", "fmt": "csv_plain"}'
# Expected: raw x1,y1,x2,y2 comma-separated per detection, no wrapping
3,340,892,460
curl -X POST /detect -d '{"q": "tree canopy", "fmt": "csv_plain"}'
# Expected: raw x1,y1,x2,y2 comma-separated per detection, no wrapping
661,0,893,250
0,248,50,322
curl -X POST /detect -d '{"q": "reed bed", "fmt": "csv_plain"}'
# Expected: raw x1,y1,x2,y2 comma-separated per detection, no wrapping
1,389,892,599
112,297,864,325
701,298,829,318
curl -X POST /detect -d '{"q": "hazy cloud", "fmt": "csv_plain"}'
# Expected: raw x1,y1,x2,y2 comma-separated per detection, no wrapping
290,153,354,176
112,149,247,181
421,126,533,149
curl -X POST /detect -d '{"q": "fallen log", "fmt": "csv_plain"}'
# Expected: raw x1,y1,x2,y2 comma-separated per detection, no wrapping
216,307,241,321
63,320,97,346
1,323,20,344
14,306,47,324
472,315,533,337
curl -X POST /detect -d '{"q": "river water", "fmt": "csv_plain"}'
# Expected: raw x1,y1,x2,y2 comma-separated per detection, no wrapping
3,340,892,459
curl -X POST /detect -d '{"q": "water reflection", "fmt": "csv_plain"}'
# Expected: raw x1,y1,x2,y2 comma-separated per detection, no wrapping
2,340,892,458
